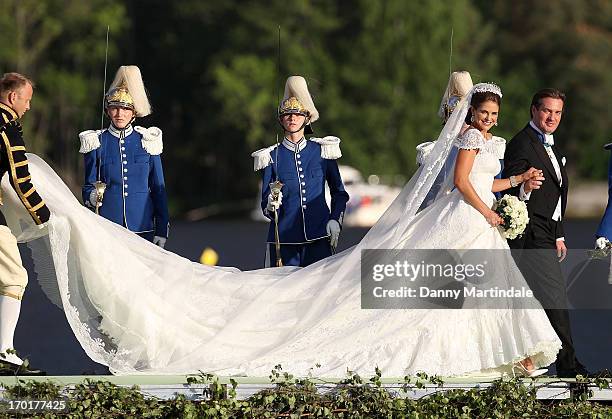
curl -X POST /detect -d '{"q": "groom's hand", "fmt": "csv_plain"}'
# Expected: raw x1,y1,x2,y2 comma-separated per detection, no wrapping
523,170,545,193
521,167,542,182
556,239,567,262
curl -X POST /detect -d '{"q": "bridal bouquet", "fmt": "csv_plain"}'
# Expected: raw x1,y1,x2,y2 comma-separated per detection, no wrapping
494,194,529,240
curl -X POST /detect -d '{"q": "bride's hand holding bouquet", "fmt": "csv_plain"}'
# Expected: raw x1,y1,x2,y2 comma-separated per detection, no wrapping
494,195,529,239
487,167,541,237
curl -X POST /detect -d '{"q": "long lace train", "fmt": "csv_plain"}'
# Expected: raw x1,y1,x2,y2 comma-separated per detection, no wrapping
0,153,561,377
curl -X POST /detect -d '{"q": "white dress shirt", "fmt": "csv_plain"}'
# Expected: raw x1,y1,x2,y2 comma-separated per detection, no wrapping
519,121,564,241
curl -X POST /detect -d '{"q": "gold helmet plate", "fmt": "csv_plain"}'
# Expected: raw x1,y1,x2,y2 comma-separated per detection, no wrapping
278,96,309,117
105,86,135,110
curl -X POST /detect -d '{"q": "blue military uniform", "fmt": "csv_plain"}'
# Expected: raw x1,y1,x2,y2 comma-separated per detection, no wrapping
596,143,612,241
80,124,169,239
254,136,349,267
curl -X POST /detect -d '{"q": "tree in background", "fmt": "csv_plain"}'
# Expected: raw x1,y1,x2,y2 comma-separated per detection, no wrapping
1,0,611,216
0,0,127,190
201,0,482,212
323,0,482,178
473,0,612,178
127,1,260,215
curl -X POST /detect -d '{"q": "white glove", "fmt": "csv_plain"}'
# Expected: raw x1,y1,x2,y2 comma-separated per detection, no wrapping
89,189,102,208
596,237,610,250
326,219,341,249
266,191,283,213
153,236,167,249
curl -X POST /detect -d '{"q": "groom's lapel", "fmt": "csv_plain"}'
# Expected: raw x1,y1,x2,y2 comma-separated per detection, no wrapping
551,144,568,189
525,125,560,187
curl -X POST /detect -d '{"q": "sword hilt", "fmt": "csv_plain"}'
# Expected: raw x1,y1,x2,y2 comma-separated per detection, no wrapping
93,181,106,215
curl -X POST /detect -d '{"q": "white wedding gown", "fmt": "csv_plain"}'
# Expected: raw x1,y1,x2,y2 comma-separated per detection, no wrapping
3,127,560,377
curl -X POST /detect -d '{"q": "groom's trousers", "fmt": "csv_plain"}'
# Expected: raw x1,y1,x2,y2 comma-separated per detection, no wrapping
509,214,578,372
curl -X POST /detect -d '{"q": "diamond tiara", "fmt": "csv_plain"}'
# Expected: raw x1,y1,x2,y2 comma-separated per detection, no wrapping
472,82,503,98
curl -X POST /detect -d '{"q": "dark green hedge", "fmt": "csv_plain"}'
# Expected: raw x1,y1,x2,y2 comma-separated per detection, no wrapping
1,367,611,418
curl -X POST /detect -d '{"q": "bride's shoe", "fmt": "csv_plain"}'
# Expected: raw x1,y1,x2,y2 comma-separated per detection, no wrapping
512,359,548,378
517,366,548,378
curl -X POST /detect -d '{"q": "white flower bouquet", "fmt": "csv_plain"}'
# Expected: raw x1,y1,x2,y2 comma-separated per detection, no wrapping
494,194,529,240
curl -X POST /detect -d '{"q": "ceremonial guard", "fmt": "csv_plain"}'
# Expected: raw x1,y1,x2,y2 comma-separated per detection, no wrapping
0,73,50,375
252,76,349,267
596,142,612,249
79,66,169,247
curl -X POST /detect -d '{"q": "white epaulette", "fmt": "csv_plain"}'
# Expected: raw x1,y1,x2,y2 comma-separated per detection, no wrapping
415,141,435,166
309,136,342,159
251,144,279,171
78,130,103,154
135,126,163,155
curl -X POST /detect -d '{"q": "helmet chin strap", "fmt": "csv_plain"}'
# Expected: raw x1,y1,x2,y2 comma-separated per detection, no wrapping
278,115,310,134
109,115,136,131
115,116,136,144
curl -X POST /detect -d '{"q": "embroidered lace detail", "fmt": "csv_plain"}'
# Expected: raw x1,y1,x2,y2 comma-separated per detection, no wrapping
47,216,121,367
492,136,507,159
455,129,485,150
455,129,506,157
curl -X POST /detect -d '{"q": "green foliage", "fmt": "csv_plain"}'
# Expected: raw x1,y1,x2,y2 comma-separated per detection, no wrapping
1,368,612,418
213,55,276,148
209,0,481,181
0,0,128,193
475,0,612,179
1,1,612,212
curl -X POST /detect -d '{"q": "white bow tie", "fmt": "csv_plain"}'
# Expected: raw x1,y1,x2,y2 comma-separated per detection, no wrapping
543,133,554,146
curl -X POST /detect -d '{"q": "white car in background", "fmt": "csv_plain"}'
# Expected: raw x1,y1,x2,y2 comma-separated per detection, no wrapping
251,165,401,227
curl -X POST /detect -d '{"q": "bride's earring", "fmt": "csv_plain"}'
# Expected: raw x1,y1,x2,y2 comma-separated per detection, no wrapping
470,115,474,123
494,121,498,126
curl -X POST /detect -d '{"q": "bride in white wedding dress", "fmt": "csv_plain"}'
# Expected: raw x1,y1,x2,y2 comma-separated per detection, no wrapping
3,82,560,377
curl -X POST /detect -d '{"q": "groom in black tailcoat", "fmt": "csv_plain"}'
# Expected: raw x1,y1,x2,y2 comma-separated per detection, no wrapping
503,88,588,378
